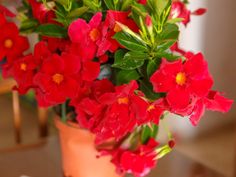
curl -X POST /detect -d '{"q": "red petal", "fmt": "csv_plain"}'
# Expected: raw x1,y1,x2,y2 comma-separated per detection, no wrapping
167,88,191,110
61,77,79,99
81,61,100,81
62,53,81,75
189,99,205,126
160,59,182,75
190,77,213,97
184,53,209,79
41,54,64,74
192,8,207,16
68,19,89,43
89,12,102,28
204,91,233,113
150,70,175,93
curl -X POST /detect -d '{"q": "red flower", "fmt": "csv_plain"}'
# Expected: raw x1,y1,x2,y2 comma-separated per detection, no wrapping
104,10,139,53
92,81,151,143
0,22,29,60
69,12,110,60
12,54,37,94
150,53,213,113
28,0,56,24
110,138,159,177
170,1,191,25
34,53,80,105
189,91,233,125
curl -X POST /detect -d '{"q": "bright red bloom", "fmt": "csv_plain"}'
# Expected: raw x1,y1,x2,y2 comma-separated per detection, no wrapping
150,53,213,113
28,0,56,24
170,1,191,25
92,81,150,143
69,12,110,60
189,91,233,125
104,10,139,53
34,53,80,105
110,138,159,177
0,22,29,60
12,54,37,94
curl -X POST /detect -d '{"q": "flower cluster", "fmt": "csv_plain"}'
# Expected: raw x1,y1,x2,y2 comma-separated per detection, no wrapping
0,0,233,177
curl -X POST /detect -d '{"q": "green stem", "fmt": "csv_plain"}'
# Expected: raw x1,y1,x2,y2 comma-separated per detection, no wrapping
61,103,67,123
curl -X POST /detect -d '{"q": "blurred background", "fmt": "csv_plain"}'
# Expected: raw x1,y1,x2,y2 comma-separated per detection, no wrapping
0,0,235,177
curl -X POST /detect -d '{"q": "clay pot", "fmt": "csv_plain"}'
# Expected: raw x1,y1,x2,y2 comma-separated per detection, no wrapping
54,118,121,177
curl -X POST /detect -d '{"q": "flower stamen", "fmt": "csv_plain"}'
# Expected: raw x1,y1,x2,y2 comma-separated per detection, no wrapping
52,73,64,85
175,72,186,86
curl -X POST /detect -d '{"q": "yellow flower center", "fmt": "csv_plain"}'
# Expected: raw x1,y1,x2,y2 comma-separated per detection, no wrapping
114,23,122,33
175,72,186,86
52,73,64,85
147,105,155,112
89,28,100,42
4,39,13,49
118,97,129,104
20,63,27,71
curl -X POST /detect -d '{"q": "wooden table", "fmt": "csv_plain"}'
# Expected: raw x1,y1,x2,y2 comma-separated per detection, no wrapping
0,136,225,177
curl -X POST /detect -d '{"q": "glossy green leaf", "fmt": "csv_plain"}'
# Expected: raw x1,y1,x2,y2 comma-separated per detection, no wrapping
104,0,114,9
116,69,140,85
141,124,159,144
35,24,67,38
161,23,179,40
147,59,160,78
67,6,89,18
113,32,147,52
139,80,161,100
20,19,39,32
124,51,149,61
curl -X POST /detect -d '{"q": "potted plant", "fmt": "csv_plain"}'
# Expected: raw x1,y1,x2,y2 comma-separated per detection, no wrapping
0,0,233,177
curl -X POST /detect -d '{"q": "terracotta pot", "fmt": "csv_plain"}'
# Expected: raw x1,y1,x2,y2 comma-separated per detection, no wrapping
55,118,121,177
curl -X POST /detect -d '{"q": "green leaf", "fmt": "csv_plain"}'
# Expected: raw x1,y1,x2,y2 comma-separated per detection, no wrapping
156,50,180,60
147,59,160,78
67,6,89,18
113,32,147,52
112,56,144,70
35,24,67,38
114,49,126,63
141,126,152,144
113,50,146,70
141,124,159,144
124,51,149,60
20,19,39,32
116,70,140,85
55,0,68,7
104,0,114,9
139,80,161,100
168,18,184,24
121,0,134,11
161,23,179,41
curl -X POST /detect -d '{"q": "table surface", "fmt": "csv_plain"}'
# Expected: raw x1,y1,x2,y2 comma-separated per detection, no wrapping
0,136,225,177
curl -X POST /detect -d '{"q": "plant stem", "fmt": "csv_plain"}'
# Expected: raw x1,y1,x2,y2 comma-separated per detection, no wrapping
61,103,67,123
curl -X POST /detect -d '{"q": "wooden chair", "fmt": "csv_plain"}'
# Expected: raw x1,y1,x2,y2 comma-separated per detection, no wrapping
0,78,48,146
